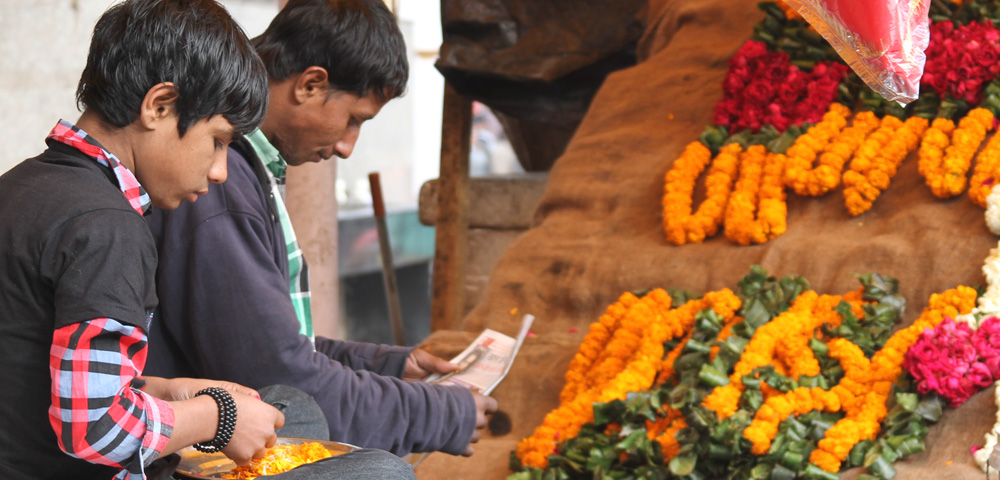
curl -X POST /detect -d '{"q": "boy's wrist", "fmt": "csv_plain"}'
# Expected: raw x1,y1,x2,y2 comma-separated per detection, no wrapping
193,387,238,453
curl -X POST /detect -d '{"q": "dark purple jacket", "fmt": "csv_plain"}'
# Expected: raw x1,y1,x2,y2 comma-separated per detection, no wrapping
144,140,475,455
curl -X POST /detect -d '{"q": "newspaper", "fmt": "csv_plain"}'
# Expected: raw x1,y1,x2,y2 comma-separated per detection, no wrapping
410,314,534,469
425,314,534,395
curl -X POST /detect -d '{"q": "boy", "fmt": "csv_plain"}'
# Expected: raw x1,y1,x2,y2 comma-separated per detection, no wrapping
0,1,413,479
145,0,497,457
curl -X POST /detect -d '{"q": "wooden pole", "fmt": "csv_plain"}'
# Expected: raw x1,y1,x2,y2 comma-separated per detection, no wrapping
369,172,407,346
431,83,472,331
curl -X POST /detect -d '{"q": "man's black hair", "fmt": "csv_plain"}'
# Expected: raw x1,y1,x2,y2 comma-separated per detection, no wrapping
252,0,409,101
76,0,268,136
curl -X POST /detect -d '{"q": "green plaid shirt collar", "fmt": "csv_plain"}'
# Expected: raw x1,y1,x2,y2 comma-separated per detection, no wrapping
244,129,313,339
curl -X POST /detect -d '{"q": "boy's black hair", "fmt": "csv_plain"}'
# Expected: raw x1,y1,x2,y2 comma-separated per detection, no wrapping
76,0,268,136
252,0,409,101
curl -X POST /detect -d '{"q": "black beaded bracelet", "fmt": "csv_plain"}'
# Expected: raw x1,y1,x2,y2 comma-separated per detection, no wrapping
193,387,238,453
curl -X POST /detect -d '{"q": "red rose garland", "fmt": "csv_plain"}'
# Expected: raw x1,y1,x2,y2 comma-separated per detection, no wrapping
713,40,849,133
922,21,1000,105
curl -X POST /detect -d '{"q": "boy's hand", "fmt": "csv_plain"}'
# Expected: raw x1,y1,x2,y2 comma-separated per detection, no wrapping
222,394,285,465
403,348,458,381
142,376,261,401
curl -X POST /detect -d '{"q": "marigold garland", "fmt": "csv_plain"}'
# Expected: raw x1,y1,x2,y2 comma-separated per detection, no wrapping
662,142,741,245
782,103,860,196
516,288,741,469
702,289,862,420
736,285,976,472
919,108,995,198
842,116,929,216
559,292,638,403
807,285,978,472
724,145,788,245
970,130,1000,207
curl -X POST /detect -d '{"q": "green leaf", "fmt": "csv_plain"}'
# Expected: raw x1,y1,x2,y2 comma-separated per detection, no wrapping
894,392,918,412
593,399,626,425
800,464,839,480
779,451,804,470
868,455,897,479
768,464,796,480
669,453,697,476
887,436,925,456
698,364,730,387
914,397,944,422
750,463,773,480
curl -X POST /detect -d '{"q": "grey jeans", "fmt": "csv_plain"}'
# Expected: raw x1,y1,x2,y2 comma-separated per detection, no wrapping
149,385,416,480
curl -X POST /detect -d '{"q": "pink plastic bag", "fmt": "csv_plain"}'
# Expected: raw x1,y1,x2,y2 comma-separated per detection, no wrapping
783,0,932,105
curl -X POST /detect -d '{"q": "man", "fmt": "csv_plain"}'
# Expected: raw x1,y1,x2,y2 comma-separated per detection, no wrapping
0,1,413,479
145,0,498,458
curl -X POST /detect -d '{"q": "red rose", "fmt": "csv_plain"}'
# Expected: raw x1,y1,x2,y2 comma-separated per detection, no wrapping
974,47,998,67
776,83,801,105
762,63,787,83
744,79,776,104
723,74,745,95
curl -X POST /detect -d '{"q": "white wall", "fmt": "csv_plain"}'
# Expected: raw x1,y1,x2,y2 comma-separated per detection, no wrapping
0,0,279,173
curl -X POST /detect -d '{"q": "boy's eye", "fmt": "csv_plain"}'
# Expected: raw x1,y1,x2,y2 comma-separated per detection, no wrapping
215,139,225,150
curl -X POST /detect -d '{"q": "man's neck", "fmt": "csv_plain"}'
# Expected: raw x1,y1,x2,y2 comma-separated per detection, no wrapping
74,110,136,172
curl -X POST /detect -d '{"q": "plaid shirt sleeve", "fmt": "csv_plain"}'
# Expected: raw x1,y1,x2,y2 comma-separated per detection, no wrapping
49,318,175,480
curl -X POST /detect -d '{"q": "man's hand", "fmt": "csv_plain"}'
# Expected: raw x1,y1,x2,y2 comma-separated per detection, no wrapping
403,348,458,381
463,392,498,456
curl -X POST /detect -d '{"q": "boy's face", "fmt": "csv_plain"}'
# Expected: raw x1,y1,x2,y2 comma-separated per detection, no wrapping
136,114,234,209
272,88,387,167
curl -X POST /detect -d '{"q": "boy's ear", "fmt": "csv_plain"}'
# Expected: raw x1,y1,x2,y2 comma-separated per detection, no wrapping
293,66,330,104
138,82,179,130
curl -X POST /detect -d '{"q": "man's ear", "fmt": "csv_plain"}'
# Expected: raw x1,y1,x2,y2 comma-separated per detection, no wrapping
138,82,179,130
292,66,330,104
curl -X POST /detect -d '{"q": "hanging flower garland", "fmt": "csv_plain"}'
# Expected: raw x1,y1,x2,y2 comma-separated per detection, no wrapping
723,146,788,245
842,116,929,216
919,108,995,198
662,142,741,245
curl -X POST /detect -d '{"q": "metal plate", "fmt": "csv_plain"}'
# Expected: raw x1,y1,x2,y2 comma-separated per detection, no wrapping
174,437,357,479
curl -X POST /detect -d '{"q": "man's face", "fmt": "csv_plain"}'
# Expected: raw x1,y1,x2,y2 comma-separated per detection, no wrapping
135,114,233,209
271,88,388,166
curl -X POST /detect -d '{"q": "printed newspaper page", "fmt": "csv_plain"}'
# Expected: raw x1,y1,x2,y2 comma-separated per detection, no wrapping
426,314,534,395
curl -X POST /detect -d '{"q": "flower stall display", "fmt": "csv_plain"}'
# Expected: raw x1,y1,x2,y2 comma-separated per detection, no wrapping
510,3,1000,478
510,267,977,479
661,0,1000,246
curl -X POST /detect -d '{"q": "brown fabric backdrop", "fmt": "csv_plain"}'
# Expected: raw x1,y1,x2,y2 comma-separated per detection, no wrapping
416,0,997,478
